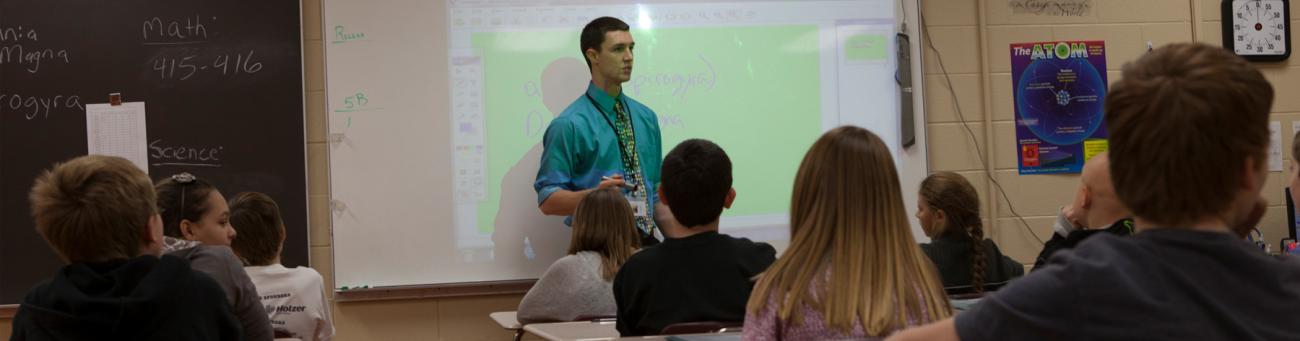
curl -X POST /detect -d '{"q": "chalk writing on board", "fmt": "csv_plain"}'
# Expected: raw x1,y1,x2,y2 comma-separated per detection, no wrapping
0,26,38,42
0,93,83,120
628,55,716,100
333,25,366,44
1008,0,1092,17
149,139,223,167
152,51,263,80
142,16,212,45
0,44,70,73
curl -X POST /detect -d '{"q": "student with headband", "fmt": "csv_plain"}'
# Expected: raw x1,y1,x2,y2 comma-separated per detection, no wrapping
156,173,274,341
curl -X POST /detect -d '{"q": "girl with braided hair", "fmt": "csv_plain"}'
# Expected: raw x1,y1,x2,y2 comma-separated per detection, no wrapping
916,171,1024,295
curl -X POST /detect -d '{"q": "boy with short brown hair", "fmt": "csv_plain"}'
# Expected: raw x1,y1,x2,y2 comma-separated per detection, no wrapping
13,155,241,340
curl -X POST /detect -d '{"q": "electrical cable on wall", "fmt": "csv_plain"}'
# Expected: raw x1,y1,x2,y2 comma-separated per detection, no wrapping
917,9,1046,245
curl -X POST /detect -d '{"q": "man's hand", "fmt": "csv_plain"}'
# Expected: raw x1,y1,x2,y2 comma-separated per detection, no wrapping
598,174,627,190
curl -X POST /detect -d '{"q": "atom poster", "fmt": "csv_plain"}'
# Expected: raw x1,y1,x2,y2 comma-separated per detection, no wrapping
1011,40,1108,175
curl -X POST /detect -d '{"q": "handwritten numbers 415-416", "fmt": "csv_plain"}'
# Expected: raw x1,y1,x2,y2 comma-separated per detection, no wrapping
152,50,263,80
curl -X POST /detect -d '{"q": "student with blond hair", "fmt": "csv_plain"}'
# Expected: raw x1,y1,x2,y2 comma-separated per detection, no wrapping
12,155,240,340
917,171,1023,294
517,188,641,324
229,192,335,341
889,43,1300,341
744,126,951,340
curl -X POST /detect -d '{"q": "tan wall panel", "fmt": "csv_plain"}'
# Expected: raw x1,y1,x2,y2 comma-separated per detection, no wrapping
308,143,330,196
1199,21,1222,45
928,123,987,171
333,299,440,340
305,40,325,92
307,91,328,143
1143,22,1196,48
925,74,985,123
1263,67,1300,113
304,0,323,41
311,245,335,300
310,194,332,247
1198,0,1221,21
994,216,1055,265
994,170,1080,218
923,26,982,75
922,0,979,26
1095,0,1190,23
990,73,1014,121
992,121,1018,170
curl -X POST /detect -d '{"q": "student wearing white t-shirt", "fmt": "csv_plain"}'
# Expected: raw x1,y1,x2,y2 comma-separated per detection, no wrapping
229,192,335,341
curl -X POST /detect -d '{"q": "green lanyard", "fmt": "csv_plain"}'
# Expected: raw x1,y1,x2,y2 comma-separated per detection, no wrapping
585,93,639,179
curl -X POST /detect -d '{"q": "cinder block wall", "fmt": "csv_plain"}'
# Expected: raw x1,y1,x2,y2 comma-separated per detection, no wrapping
922,0,1296,269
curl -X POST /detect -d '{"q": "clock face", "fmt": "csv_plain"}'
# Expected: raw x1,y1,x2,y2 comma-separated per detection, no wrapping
1232,0,1288,56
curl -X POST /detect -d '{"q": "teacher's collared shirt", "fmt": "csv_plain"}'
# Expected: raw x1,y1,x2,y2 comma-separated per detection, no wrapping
534,82,662,226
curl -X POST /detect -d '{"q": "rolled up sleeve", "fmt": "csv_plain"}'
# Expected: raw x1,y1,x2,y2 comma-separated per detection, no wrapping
535,117,577,205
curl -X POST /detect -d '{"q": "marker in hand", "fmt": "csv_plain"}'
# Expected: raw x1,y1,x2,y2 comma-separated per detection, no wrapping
601,175,637,191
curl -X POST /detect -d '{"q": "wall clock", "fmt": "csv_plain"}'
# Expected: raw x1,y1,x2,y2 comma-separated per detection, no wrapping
1223,0,1291,61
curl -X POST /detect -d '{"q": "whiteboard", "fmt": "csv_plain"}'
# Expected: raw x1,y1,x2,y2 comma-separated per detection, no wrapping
323,0,928,290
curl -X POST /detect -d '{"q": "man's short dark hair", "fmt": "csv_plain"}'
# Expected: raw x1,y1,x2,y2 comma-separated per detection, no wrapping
580,16,630,68
660,139,732,227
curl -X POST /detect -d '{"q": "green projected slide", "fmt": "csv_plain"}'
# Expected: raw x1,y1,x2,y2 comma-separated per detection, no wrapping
471,25,824,233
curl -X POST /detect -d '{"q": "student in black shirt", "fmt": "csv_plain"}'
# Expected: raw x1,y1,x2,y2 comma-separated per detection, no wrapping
12,155,241,341
917,171,1024,295
889,43,1300,341
612,139,776,336
1033,152,1134,269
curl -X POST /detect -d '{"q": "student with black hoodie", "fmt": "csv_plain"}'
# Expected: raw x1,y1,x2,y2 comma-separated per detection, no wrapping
12,155,241,340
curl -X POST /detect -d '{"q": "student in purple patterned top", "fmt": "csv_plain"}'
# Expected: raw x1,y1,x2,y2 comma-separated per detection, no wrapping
743,126,952,341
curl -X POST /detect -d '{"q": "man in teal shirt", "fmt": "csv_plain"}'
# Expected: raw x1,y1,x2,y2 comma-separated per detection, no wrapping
535,16,663,246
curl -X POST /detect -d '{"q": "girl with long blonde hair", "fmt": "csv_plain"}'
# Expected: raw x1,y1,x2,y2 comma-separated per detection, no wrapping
744,126,951,340
517,188,641,324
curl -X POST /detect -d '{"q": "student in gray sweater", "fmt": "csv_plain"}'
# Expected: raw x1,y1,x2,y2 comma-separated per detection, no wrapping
157,173,274,341
517,188,642,324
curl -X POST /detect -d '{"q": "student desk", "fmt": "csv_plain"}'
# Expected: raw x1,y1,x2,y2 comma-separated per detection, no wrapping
522,320,741,341
490,311,525,341
614,333,741,340
523,320,620,340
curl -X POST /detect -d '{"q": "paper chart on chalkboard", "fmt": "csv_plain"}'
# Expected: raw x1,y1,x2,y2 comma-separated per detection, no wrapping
85,102,149,173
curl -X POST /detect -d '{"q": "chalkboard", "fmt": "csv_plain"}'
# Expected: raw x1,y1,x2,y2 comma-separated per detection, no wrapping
0,0,306,305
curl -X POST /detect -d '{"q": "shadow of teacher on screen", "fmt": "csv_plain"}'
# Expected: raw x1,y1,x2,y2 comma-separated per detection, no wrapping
491,57,589,270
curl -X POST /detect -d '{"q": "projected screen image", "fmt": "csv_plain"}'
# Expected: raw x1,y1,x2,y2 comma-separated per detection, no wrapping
447,0,900,262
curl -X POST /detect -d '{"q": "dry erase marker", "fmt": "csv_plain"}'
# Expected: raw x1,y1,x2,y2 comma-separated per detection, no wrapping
601,175,637,190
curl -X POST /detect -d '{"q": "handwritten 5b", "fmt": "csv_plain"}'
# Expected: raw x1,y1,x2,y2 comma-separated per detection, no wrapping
153,50,263,80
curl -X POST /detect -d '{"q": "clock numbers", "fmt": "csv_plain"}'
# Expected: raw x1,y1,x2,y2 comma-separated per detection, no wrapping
1230,0,1288,57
